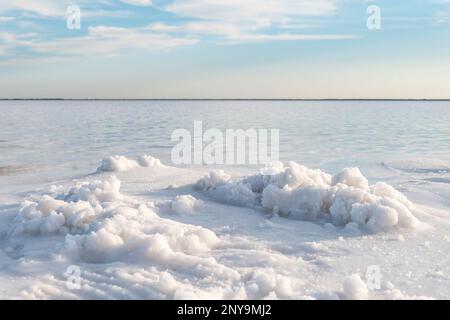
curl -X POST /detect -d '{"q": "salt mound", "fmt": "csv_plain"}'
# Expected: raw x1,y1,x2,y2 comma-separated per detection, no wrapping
64,209,220,264
171,195,204,215
137,155,163,167
195,162,420,233
97,155,162,172
18,176,123,234
16,175,220,265
341,274,369,300
194,170,259,206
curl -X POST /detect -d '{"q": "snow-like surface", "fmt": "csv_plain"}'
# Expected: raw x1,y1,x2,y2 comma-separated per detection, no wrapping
0,155,449,299
1,100,450,300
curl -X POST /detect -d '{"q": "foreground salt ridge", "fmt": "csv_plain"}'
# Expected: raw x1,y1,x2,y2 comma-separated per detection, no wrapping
17,176,219,264
14,175,241,298
13,174,429,300
337,274,433,300
194,162,421,233
14,174,312,299
97,155,162,172
7,155,434,299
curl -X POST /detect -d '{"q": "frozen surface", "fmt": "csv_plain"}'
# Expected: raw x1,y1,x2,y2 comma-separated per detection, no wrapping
1,100,450,300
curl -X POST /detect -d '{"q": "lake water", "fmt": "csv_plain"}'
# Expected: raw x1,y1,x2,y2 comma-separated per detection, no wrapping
1,100,450,195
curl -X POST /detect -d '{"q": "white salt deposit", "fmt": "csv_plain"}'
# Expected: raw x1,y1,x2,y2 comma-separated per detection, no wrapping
97,155,162,172
341,274,369,300
15,175,220,268
17,176,123,235
171,195,204,215
195,162,420,233
0,154,449,300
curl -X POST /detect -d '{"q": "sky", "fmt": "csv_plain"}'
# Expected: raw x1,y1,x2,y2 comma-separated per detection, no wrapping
0,0,449,99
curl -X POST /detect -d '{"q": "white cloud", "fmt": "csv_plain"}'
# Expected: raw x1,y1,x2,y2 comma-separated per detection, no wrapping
433,11,450,25
0,0,337,21
149,0,354,44
5,0,69,17
0,1,132,18
147,21,242,37
0,31,36,59
0,32,36,45
82,9,132,19
2,26,198,60
120,0,153,6
0,0,355,62
0,16,15,22
163,0,337,24
228,33,359,42
147,21,358,43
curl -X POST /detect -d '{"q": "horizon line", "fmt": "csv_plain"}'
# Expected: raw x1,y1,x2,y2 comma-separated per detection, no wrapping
2,98,450,102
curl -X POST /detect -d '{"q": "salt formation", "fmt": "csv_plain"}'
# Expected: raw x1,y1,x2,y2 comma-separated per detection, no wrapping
171,195,204,215
97,155,162,172
195,162,420,233
341,274,369,300
17,175,219,264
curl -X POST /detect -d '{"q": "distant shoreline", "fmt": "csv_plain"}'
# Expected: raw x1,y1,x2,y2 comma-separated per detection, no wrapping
1,98,450,102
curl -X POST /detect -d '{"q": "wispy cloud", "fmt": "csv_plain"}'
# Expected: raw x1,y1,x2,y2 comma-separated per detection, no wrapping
0,1,131,18
30,25,199,56
433,10,450,25
1,0,69,17
226,33,359,42
0,16,15,22
162,0,337,23
0,47,6,56
0,31,35,59
147,21,245,37
147,0,356,44
0,26,198,64
120,0,153,6
147,21,358,44
158,0,339,39
0,0,358,63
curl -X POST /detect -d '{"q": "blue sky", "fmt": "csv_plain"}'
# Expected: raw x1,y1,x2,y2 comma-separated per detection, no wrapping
0,0,449,99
